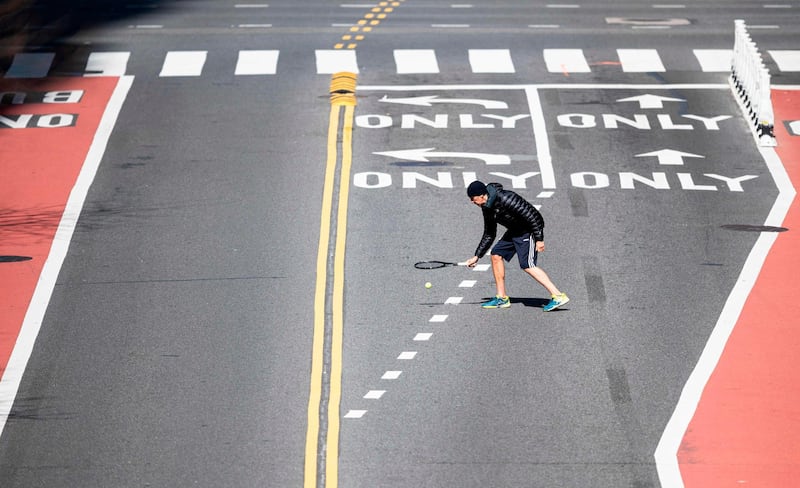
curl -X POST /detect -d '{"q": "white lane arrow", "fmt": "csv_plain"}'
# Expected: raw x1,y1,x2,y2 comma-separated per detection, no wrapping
379,95,508,109
374,147,511,165
617,94,685,109
635,149,705,166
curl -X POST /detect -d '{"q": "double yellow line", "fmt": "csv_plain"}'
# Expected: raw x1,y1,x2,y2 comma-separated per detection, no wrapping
304,73,356,488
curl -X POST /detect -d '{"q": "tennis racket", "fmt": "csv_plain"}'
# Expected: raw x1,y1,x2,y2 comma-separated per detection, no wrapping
414,260,469,269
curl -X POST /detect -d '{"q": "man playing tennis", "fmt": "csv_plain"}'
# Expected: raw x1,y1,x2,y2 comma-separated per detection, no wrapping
464,180,569,312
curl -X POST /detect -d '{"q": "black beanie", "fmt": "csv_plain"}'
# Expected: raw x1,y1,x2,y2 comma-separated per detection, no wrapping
467,180,487,197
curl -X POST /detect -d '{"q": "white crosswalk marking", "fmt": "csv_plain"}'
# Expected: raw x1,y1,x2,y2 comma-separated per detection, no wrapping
544,49,590,73
394,49,439,74
617,49,665,72
4,48,800,78
693,49,732,72
159,51,207,77
5,53,54,78
468,49,515,73
315,49,359,74
769,50,800,72
235,50,279,75
85,52,130,76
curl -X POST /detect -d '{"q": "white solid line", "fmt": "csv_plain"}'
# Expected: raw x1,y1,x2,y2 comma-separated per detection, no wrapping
654,146,795,487
748,25,780,29
358,83,729,91
316,49,359,74
763,4,792,7
394,49,439,74
526,87,556,189
413,333,433,341
237,24,272,28
770,50,800,72
0,76,135,440
5,52,54,78
432,24,470,28
693,49,732,72
85,52,130,77
469,49,515,73
543,49,590,73
364,390,385,399
398,351,417,360
618,49,666,72
160,51,207,77
445,296,464,304
529,24,560,28
344,410,367,418
382,371,402,380
546,4,580,7
235,3,269,7
429,314,448,322
131,24,163,28
235,50,279,75
451,4,473,7
459,280,477,287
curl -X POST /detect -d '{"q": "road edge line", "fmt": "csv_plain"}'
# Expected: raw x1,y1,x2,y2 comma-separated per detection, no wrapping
0,75,134,439
654,144,795,487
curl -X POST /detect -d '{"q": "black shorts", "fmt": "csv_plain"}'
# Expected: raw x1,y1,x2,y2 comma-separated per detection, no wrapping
491,231,538,269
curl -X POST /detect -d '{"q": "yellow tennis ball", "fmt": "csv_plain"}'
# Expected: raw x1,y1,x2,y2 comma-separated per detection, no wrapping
425,282,432,289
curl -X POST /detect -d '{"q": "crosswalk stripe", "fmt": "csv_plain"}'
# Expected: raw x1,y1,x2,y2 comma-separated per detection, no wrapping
394,49,439,74
769,50,800,72
544,49,590,73
617,49,665,72
468,49,515,73
4,53,54,78
315,49,359,74
85,52,130,76
159,51,207,77
693,49,732,72
235,50,279,75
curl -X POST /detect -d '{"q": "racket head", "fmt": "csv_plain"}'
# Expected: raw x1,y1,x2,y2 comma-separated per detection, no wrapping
414,260,455,269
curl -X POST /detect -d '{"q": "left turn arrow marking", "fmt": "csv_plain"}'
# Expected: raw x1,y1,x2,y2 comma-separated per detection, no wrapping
379,95,508,109
374,147,511,165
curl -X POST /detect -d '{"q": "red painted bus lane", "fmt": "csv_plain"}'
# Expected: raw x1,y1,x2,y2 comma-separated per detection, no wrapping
678,90,800,485
0,76,130,432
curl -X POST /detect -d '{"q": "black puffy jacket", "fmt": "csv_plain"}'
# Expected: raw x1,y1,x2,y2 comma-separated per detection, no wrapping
474,182,545,258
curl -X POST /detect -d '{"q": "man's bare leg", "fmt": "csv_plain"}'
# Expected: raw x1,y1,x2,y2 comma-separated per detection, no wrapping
491,254,507,297
524,266,561,296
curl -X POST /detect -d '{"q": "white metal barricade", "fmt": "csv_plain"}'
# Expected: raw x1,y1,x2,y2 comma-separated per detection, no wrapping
730,19,777,147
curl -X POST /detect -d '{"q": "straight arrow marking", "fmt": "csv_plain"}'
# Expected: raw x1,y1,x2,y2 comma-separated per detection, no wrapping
635,149,705,166
617,94,685,109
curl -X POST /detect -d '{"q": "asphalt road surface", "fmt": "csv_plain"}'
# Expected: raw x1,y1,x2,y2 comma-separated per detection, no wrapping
1,1,799,487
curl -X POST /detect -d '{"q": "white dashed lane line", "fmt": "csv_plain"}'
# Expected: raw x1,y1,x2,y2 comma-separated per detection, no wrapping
345,264,488,419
